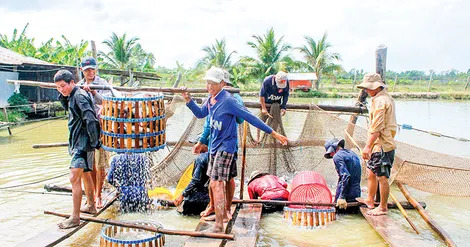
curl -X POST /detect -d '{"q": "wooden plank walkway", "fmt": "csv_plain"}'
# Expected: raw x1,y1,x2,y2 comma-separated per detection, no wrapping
15,190,116,247
360,207,436,247
184,205,237,247
225,203,262,247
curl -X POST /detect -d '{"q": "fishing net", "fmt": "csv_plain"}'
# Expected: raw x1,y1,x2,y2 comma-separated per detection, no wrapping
149,95,470,197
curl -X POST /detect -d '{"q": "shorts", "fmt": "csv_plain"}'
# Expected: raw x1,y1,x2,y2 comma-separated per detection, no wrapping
70,149,94,172
178,190,210,215
207,151,237,181
94,148,110,169
367,150,395,178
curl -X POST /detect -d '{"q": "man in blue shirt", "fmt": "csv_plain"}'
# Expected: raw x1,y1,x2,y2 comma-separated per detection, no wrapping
324,138,362,212
182,67,288,232
257,71,289,142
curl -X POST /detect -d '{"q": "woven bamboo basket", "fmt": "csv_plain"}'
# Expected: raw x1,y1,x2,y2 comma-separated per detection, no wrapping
101,94,166,153
283,207,336,228
100,221,165,247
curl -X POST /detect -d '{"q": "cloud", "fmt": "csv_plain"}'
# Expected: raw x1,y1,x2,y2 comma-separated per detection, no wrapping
0,0,469,72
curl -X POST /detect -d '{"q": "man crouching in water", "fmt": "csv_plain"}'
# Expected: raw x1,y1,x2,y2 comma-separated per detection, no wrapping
54,70,101,228
182,67,288,233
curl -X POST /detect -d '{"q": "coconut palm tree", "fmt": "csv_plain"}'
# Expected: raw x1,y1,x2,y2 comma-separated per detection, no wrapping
198,39,237,69
99,33,140,71
242,28,292,81
297,32,342,90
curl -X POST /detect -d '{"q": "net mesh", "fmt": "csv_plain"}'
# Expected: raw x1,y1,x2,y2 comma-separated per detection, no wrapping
149,95,470,197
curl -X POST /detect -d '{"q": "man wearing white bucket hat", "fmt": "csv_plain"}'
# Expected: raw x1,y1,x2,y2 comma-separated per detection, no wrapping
356,73,397,216
182,67,288,232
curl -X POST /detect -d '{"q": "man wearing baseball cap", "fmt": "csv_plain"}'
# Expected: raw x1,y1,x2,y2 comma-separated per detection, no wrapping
182,67,288,232
259,71,290,117
324,138,361,212
356,73,397,216
78,56,110,209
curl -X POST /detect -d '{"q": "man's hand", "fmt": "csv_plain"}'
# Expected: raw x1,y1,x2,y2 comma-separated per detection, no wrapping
362,145,371,160
180,86,191,102
281,109,286,116
174,194,184,206
261,108,268,115
336,199,347,209
192,142,208,154
82,85,96,95
271,131,288,145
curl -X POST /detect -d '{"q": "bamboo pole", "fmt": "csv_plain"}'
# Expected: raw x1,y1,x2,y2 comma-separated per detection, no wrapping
239,122,248,200
44,211,234,240
396,182,456,247
427,72,433,93
345,130,420,234
465,76,469,91
7,80,240,94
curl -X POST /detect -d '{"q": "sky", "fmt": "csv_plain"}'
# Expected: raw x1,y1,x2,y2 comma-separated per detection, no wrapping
0,0,469,73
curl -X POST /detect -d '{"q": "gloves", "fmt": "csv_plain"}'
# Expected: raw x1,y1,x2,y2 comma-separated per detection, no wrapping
337,198,347,209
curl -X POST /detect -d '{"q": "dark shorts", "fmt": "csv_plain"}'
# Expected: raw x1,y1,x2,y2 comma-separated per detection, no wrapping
367,150,395,178
70,150,94,172
207,151,237,181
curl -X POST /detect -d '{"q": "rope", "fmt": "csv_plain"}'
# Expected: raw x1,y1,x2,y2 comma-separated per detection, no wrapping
400,124,469,142
101,114,166,123
0,189,72,196
0,172,69,189
101,130,165,138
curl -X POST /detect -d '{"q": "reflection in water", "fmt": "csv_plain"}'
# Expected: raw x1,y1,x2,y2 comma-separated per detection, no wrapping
1,99,469,247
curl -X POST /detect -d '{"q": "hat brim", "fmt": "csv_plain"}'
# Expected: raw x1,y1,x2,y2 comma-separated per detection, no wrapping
248,172,268,185
82,65,97,70
323,139,345,159
356,81,387,90
204,76,222,83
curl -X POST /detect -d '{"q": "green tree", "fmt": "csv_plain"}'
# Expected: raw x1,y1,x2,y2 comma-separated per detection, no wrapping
198,38,237,69
242,28,292,81
99,33,140,71
297,32,342,90
0,23,37,57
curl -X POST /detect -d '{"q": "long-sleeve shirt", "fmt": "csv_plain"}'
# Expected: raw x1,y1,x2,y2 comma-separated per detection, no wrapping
78,75,110,111
369,89,397,153
259,75,290,110
199,93,245,146
187,89,272,155
333,149,362,202
248,175,289,200
182,152,210,197
67,86,100,154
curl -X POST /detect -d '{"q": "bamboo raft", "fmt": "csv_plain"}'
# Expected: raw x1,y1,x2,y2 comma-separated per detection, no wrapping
15,189,117,247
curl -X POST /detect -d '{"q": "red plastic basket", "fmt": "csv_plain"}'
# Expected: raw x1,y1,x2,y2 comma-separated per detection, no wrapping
289,171,332,209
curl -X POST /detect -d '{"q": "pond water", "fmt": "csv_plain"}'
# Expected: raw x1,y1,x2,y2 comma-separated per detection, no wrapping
0,98,469,247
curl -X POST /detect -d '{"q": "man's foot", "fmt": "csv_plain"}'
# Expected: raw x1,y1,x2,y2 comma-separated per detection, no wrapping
224,210,232,221
200,206,215,217
202,214,230,223
80,204,97,214
57,217,80,229
96,197,103,209
367,207,388,216
211,225,224,233
356,197,375,209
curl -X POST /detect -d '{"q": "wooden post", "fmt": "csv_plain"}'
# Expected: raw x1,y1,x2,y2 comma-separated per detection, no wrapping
392,75,398,92
396,182,456,247
36,87,41,103
2,107,12,135
427,72,433,93
91,40,97,59
239,122,248,200
465,76,469,90
345,45,387,145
